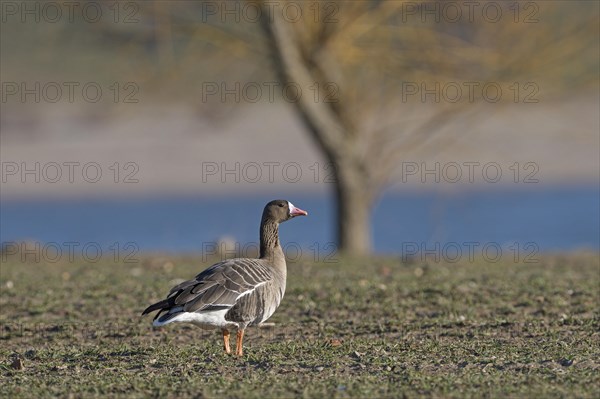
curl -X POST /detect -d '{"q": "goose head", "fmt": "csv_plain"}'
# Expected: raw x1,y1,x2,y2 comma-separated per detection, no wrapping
262,199,308,224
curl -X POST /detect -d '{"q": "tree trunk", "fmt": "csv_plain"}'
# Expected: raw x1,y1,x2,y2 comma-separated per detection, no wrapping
259,2,377,255
333,163,372,255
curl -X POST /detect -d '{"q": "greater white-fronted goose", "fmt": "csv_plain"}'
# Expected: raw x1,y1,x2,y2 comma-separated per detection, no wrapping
142,199,308,356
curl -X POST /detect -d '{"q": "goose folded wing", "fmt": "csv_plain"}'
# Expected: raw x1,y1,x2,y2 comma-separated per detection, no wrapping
166,259,272,313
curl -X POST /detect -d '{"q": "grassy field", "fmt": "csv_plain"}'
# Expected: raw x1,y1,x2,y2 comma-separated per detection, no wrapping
0,252,598,398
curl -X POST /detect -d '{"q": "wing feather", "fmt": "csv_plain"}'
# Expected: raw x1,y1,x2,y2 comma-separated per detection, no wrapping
142,258,273,318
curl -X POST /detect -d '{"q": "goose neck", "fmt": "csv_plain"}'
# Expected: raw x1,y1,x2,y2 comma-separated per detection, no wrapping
259,219,284,263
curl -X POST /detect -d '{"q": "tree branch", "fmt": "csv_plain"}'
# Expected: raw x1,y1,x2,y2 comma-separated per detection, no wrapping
257,1,354,161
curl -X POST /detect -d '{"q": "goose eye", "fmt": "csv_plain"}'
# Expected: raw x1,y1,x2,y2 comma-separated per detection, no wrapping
278,203,285,207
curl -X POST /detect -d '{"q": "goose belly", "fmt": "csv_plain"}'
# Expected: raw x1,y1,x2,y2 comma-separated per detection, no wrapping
152,308,237,329
225,282,284,326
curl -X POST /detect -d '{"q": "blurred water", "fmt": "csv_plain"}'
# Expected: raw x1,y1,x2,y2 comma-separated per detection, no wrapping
1,187,598,255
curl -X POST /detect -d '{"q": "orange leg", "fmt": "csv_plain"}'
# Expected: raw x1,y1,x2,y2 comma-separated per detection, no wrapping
222,329,231,354
235,329,245,357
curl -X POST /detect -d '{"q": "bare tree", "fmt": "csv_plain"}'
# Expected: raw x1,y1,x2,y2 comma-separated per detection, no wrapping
254,0,596,255
88,1,597,255
257,6,367,254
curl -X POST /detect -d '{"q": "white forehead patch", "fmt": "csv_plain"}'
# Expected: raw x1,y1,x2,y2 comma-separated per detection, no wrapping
288,201,295,214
